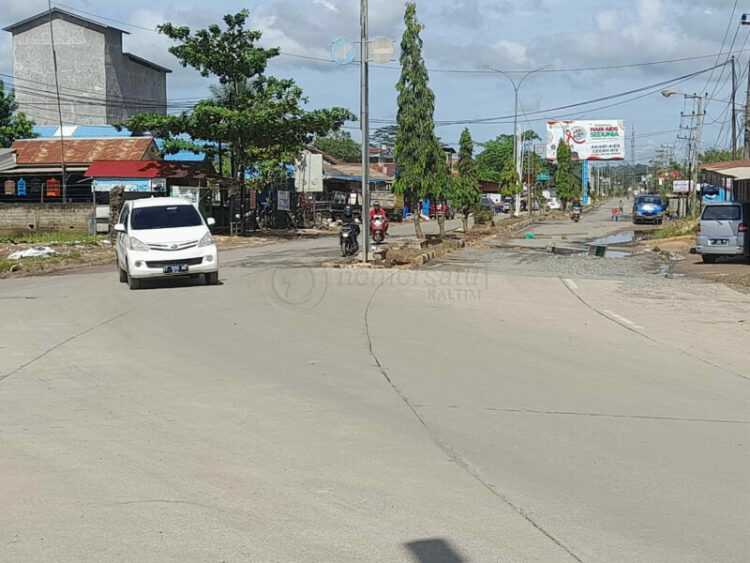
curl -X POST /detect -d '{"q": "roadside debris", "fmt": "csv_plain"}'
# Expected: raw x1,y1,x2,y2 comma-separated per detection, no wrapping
8,246,57,260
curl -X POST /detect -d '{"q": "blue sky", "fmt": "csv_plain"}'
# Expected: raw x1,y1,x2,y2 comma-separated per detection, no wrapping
1,0,745,164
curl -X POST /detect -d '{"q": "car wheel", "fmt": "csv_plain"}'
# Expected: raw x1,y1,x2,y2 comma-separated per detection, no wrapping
702,255,717,264
205,272,219,285
118,266,128,283
127,274,142,290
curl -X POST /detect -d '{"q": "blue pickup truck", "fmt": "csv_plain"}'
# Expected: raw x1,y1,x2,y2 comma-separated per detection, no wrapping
632,194,665,225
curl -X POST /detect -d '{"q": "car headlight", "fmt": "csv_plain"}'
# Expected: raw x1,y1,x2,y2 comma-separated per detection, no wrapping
198,231,214,248
129,237,149,251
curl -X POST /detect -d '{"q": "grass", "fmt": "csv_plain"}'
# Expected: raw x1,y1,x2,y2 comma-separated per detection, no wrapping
0,251,85,274
0,232,105,245
651,218,698,240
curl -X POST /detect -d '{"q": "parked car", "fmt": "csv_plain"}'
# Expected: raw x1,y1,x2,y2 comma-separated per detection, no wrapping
695,201,750,264
480,195,494,210
632,194,664,224
547,197,561,210
501,197,512,213
115,197,219,290
429,201,455,219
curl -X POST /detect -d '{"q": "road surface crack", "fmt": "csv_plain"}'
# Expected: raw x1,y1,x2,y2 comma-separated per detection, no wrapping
364,274,583,563
485,407,750,425
0,312,128,384
558,277,750,383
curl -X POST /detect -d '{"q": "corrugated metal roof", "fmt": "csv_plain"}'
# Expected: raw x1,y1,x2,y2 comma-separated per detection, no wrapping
0,166,89,175
324,162,391,181
700,159,750,172
84,160,215,179
708,166,750,181
11,137,158,165
3,7,129,34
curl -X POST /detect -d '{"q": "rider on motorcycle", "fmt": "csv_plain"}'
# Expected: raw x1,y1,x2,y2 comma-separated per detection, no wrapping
572,197,582,210
342,205,360,237
370,201,389,235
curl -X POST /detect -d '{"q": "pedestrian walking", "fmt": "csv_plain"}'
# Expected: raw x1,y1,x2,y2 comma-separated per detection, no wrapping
611,207,620,222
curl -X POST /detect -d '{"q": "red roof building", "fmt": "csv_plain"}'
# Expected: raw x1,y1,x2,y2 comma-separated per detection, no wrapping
85,160,214,180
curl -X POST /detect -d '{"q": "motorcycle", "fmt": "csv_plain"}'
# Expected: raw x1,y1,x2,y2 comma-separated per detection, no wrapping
340,223,359,257
571,207,581,223
370,215,386,244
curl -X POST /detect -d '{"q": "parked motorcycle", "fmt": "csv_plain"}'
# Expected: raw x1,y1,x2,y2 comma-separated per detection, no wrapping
370,215,386,244
571,207,581,223
340,224,359,257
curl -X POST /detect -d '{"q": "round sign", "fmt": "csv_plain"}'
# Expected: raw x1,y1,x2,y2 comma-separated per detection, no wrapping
331,39,356,65
369,37,395,64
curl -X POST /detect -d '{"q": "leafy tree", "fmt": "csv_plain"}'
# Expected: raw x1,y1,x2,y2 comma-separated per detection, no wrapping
0,80,35,148
313,130,361,162
554,140,577,209
700,149,733,164
120,11,354,185
371,125,398,149
476,130,540,182
450,128,480,233
498,158,522,199
394,2,446,240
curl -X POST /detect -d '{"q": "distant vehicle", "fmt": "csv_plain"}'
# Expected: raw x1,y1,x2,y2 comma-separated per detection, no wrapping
429,201,455,219
547,197,561,210
502,197,512,213
695,202,750,264
480,195,494,210
632,194,664,224
115,197,219,290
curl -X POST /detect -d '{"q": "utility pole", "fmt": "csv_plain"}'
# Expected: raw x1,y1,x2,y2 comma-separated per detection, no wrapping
47,1,67,202
732,55,737,159
745,55,750,159
630,124,636,194
360,0,370,263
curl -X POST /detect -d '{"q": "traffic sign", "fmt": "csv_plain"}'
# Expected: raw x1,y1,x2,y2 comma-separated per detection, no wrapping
537,173,550,181
331,39,356,65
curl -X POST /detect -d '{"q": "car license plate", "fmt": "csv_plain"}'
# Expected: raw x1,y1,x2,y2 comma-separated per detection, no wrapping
163,264,189,273
710,239,728,246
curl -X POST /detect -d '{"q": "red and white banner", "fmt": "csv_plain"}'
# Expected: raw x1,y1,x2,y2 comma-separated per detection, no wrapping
546,120,626,161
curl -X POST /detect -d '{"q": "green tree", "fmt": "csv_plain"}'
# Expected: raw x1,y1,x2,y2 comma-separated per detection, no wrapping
498,158,521,199
0,80,35,148
313,130,361,162
554,140,577,209
394,2,446,240
371,125,398,149
476,130,539,182
450,128,480,233
700,149,733,164
121,11,354,185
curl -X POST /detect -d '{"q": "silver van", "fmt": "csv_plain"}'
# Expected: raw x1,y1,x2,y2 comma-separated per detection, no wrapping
695,202,750,263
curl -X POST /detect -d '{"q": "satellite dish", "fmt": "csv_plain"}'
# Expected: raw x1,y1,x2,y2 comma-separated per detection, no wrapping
369,37,395,64
331,39,356,65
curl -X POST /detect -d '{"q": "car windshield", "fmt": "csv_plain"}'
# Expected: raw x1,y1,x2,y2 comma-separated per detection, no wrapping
130,205,203,230
702,205,740,221
637,196,662,205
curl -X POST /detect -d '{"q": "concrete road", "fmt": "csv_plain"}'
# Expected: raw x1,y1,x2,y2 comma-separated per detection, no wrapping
1,204,749,562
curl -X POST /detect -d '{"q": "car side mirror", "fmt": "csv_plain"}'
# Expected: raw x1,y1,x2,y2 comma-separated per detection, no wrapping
206,217,216,227
114,223,126,233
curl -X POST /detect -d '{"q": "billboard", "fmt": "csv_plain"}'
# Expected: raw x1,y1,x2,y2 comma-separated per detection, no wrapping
294,151,324,193
546,120,626,161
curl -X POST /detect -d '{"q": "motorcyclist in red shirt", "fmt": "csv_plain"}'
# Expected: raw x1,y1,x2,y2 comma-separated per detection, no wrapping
369,201,389,235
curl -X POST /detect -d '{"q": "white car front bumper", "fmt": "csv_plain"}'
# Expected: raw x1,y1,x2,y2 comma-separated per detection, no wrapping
126,245,219,279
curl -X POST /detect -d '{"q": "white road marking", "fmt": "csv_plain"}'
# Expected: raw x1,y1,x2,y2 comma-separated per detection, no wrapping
562,278,578,290
603,310,643,329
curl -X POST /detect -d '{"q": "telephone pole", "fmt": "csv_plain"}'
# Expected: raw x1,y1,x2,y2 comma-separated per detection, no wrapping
732,55,737,159
630,124,636,193
360,0,370,263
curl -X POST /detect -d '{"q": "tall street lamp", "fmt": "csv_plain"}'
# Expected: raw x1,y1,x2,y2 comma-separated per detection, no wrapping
486,65,549,213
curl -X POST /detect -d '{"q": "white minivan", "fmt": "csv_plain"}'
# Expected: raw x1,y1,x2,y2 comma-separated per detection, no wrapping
115,197,219,289
695,201,750,264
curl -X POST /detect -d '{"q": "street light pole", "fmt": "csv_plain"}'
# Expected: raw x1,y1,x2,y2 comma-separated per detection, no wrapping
360,0,370,264
486,65,548,214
